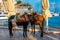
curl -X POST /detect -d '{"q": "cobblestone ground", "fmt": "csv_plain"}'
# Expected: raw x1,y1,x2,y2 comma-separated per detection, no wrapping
0,27,60,40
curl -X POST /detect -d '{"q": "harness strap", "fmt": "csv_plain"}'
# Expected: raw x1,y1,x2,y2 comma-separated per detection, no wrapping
24,15,29,22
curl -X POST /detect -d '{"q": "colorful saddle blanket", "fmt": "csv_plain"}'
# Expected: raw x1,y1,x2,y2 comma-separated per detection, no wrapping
16,14,29,22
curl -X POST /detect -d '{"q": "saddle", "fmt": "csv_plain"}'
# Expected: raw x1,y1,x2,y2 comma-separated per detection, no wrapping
16,14,29,22
34,15,39,21
29,14,38,22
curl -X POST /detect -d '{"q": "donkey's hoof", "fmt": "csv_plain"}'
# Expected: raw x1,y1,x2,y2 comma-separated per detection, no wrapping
10,35,13,38
40,35,43,37
10,34,13,38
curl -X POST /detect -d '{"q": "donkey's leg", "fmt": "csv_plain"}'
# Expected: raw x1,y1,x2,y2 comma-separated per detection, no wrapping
40,22,44,37
8,21,13,37
33,23,35,35
23,26,27,37
23,22,28,37
9,27,13,37
31,22,34,33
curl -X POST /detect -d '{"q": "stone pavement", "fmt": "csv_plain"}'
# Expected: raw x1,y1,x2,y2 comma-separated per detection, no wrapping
0,28,60,40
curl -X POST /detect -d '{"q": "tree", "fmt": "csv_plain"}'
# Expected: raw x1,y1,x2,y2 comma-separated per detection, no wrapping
16,1,21,5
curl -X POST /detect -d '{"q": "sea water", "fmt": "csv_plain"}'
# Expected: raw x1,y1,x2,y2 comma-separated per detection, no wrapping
44,16,60,28
0,16,60,28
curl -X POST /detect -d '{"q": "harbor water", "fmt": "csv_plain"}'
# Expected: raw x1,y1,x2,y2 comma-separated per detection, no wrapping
0,16,60,28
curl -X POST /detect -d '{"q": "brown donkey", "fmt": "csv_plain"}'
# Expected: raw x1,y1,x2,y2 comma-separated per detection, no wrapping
29,13,45,37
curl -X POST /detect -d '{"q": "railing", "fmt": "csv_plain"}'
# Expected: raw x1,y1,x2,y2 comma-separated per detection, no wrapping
0,17,8,28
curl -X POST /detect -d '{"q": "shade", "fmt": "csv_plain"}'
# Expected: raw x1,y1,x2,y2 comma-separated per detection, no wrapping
42,0,52,18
